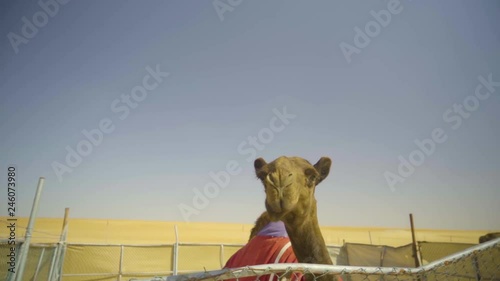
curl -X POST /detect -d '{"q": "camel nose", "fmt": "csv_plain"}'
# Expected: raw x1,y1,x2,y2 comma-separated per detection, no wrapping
275,186,284,198
266,172,293,198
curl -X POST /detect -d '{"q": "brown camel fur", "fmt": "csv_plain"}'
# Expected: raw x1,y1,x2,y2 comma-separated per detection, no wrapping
249,211,272,241
254,156,335,281
479,232,500,243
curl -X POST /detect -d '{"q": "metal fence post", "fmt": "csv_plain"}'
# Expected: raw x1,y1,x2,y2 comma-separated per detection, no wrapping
409,213,421,267
173,225,179,275
15,177,45,281
49,208,70,281
47,244,60,281
57,208,70,281
220,244,224,268
50,242,62,281
32,247,45,281
57,243,68,281
119,245,124,281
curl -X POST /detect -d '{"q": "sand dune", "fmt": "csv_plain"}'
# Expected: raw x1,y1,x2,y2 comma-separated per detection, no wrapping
1,217,494,246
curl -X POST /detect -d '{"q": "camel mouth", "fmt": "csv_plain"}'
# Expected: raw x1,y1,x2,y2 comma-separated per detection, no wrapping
266,201,282,213
265,199,292,221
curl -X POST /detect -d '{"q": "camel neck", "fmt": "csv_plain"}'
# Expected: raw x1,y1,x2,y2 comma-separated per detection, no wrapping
284,215,334,281
284,214,332,265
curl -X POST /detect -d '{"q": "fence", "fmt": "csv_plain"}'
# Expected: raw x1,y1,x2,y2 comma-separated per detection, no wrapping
336,241,478,268
1,241,70,281
60,243,340,280
1,239,498,281
131,237,500,281
0,241,341,281
61,242,245,280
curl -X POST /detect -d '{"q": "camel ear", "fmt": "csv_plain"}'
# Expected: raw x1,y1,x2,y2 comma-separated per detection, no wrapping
254,158,268,180
313,157,332,185
254,158,267,170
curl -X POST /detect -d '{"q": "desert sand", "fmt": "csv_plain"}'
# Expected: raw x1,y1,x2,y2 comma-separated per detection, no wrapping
1,217,493,246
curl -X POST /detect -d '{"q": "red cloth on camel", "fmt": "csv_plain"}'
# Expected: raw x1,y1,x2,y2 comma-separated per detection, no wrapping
224,235,300,281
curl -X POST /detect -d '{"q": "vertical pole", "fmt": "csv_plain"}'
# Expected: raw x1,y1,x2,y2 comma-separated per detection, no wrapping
118,245,124,281
379,247,386,267
173,225,179,275
56,208,70,281
49,208,70,281
15,177,45,281
220,244,224,268
368,231,372,245
56,243,67,281
47,245,59,281
409,213,421,267
32,248,45,281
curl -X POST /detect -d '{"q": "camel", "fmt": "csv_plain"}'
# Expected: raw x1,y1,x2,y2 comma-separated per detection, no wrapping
253,156,335,281
249,211,272,241
225,207,299,281
479,232,500,243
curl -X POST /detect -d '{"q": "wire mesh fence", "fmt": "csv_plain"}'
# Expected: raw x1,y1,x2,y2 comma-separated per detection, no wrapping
130,238,500,281
336,243,415,268
0,242,58,281
1,238,498,281
57,243,252,280
418,241,476,266
58,243,341,280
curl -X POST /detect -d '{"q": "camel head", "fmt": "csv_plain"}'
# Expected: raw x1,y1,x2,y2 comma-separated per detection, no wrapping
254,156,332,222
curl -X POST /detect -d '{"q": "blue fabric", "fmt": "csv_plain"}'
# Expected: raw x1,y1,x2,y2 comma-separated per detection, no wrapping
257,221,288,237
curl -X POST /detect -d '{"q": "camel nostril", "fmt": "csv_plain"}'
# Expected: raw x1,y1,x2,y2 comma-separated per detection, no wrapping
277,188,283,198
288,173,293,177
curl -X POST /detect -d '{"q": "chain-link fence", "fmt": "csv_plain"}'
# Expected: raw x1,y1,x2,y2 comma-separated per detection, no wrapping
336,243,415,267
58,243,339,280
336,241,481,268
0,242,59,281
418,241,476,265
0,241,341,281
130,238,500,281
58,244,171,281
1,239,498,281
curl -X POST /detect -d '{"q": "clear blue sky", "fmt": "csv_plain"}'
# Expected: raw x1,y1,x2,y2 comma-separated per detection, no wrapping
1,0,499,230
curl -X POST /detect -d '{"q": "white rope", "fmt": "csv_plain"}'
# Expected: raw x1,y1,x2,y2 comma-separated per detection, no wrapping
269,241,292,281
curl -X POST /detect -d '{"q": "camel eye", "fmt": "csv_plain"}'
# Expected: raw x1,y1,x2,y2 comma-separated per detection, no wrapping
305,175,316,187
285,183,292,188
257,171,267,180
